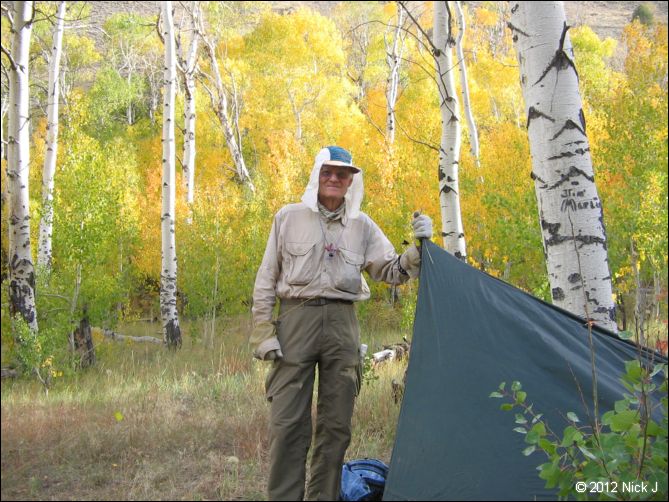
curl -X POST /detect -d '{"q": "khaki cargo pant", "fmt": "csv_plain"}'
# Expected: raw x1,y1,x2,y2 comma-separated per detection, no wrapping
265,299,361,501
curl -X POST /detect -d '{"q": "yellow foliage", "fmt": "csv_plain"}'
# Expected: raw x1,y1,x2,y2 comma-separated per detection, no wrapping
7,2,664,332
474,7,498,27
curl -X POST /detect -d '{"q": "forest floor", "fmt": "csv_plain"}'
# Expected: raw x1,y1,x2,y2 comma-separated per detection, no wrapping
1,310,408,501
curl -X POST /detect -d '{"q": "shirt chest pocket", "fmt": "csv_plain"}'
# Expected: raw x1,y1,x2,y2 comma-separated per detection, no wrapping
284,241,319,285
333,247,365,294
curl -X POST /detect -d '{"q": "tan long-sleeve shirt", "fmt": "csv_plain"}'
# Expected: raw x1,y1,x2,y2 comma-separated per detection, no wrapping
252,203,419,325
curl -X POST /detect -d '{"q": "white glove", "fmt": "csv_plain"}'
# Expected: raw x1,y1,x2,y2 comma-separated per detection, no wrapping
412,212,433,240
250,321,282,361
265,349,284,361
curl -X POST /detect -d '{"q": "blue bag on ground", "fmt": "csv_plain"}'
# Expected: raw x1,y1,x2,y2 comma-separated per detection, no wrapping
340,458,389,501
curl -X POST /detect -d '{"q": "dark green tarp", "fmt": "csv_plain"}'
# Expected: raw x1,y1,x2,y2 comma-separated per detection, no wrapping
384,241,665,501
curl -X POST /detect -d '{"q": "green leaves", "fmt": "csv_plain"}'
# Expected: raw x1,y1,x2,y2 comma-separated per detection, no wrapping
602,409,639,433
491,360,668,500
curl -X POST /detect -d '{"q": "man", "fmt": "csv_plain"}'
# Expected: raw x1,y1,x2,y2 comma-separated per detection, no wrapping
251,146,432,501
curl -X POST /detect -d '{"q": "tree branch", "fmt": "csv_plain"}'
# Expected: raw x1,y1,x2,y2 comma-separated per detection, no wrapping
1,44,18,71
397,118,439,152
397,1,439,55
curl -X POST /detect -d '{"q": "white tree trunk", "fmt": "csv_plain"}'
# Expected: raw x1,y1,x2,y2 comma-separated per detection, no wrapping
1,99,7,162
183,67,196,207
160,1,182,349
385,7,405,145
434,1,466,260
454,1,480,169
6,1,38,331
509,1,617,332
198,9,255,193
37,0,66,272
180,1,199,211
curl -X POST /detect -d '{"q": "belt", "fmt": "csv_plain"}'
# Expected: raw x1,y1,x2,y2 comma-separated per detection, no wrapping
282,297,354,307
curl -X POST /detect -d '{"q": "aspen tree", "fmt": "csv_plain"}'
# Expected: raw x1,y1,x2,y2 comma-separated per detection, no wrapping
434,1,466,259
5,1,38,332
37,0,66,272
198,8,255,193
509,1,616,331
176,1,200,212
385,6,405,145
160,1,182,348
454,1,480,169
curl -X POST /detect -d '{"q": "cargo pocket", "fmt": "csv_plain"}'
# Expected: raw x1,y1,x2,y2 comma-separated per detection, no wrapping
355,344,367,396
334,248,364,294
284,241,318,285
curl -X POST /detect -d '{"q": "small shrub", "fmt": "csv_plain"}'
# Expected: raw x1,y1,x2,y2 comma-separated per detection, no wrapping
491,361,668,500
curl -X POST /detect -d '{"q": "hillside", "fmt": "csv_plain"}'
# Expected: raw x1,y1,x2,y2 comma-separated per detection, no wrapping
81,1,668,43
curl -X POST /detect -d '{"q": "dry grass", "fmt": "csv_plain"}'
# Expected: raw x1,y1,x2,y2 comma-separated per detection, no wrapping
1,310,409,501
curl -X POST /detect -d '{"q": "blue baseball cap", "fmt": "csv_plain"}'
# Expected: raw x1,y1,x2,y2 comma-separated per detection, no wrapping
319,146,361,173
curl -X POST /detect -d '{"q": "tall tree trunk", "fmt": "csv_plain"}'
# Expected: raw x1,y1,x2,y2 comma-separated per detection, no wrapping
434,1,466,259
6,1,38,332
160,1,182,349
179,1,199,213
385,6,405,145
1,99,7,162
198,9,255,193
37,0,66,272
454,1,480,169
509,1,616,332
73,305,95,368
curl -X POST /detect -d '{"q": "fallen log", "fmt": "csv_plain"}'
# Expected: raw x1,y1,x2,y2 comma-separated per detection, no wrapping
1,368,18,379
102,328,163,345
372,340,410,365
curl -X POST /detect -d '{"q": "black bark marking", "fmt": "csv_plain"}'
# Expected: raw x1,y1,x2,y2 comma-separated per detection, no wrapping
527,106,555,129
534,22,578,87
552,287,565,301
547,165,595,190
165,319,182,350
550,119,586,140
547,147,590,161
586,292,600,306
507,21,528,38
574,234,606,248
530,171,546,184
568,273,581,284
440,184,458,195
542,220,570,246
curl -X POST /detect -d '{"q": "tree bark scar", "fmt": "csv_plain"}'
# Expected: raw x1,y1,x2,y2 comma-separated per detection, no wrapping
165,318,182,350
542,219,571,246
545,165,595,190
547,147,590,161
551,118,586,141
575,234,607,248
534,22,578,87
440,184,457,195
527,106,555,129
506,22,528,38
530,171,546,184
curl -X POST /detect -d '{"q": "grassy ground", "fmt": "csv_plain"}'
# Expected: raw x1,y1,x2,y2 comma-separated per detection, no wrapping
1,309,409,501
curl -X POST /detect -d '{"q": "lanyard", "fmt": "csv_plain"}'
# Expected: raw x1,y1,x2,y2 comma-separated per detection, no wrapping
318,215,346,259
